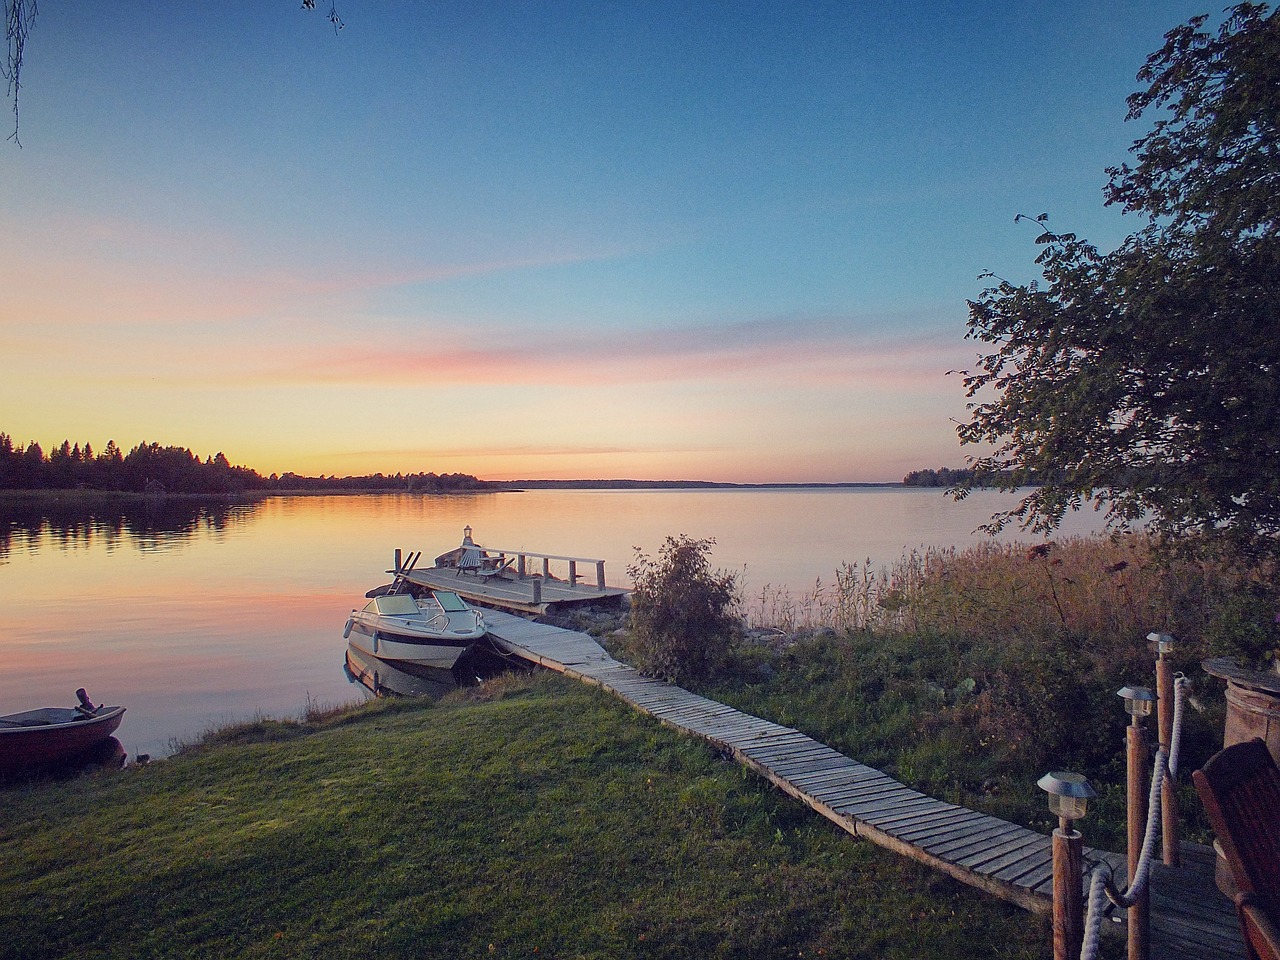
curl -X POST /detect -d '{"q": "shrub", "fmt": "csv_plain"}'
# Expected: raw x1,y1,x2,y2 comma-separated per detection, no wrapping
626,535,742,685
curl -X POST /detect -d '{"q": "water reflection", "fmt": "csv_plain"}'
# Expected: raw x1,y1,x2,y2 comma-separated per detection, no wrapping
343,644,458,699
0,495,264,559
343,641,527,699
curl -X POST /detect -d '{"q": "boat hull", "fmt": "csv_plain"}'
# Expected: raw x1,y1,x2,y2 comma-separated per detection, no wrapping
345,617,479,671
0,706,126,777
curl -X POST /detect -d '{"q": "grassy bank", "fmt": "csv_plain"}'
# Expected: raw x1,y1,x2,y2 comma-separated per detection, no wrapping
0,673,1059,960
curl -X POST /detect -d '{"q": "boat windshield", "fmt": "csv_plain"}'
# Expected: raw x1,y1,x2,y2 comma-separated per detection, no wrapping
434,591,470,613
374,594,420,617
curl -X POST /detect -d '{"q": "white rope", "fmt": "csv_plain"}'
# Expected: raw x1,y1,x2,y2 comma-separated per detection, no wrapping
1077,674,1189,960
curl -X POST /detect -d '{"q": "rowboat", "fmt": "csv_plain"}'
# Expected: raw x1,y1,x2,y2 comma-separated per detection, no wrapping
0,689,126,777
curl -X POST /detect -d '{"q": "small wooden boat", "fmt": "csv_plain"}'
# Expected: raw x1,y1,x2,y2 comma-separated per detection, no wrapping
0,689,126,777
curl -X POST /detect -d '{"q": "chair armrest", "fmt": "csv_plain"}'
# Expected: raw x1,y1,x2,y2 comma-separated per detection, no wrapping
1237,897,1280,960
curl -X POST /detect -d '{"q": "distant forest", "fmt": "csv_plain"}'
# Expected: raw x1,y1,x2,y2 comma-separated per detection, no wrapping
0,433,491,494
901,467,979,487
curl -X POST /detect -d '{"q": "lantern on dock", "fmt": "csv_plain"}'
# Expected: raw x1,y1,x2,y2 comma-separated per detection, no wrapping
1038,771,1096,828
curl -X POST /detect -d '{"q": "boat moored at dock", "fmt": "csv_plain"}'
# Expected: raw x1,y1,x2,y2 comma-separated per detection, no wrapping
343,590,486,674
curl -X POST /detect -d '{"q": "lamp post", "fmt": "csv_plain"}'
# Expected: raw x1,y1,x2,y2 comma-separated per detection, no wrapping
1119,685,1156,960
1148,632,1180,866
1039,770,1096,960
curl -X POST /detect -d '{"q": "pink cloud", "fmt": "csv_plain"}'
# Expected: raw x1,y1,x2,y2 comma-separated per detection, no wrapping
243,317,969,391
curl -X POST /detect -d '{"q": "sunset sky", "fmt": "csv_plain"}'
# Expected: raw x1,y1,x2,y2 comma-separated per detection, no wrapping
1,1,1211,482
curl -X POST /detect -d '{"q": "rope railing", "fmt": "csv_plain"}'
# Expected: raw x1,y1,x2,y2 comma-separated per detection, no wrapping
1078,674,1190,960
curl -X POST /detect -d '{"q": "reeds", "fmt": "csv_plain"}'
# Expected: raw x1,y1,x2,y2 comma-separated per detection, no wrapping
744,532,1279,665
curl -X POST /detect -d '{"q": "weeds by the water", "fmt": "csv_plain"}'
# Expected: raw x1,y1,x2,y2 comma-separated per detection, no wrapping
744,532,1279,666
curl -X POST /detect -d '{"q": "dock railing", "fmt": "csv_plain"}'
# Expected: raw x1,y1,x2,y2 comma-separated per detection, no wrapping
483,548,609,590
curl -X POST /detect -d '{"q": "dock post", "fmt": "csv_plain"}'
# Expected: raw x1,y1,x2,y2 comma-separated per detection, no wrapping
1052,825,1084,960
542,557,550,578
1038,771,1094,960
517,554,526,579
569,560,578,586
1118,685,1155,960
1152,634,1180,866
596,560,606,590
394,548,402,573
532,578,542,605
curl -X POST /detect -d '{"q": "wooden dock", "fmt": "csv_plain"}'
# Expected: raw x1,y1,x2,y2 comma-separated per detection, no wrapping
402,564,629,615
481,608,1242,960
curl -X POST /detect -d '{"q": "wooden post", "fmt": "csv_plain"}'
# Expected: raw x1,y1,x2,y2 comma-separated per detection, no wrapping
394,548,402,573
517,554,526,579
568,560,578,586
1052,824,1084,960
532,578,542,605
1127,722,1150,960
1156,654,1179,866
542,557,550,579
596,560,606,590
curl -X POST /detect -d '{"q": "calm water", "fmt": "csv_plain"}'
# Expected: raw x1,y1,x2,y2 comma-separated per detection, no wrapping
0,488,1108,758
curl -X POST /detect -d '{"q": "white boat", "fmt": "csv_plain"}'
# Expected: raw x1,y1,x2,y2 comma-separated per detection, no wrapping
343,590,486,673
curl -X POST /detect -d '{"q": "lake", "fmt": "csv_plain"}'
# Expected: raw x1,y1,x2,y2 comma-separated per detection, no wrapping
0,487,1109,758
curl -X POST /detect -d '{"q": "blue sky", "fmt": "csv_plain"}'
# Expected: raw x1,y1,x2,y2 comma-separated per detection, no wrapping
0,1,1215,481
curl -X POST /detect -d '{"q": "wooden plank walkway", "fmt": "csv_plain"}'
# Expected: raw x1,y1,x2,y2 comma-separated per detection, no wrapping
482,609,1242,960
403,565,629,615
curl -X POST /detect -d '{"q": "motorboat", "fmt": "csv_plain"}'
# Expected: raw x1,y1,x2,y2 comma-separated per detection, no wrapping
0,689,126,778
343,589,486,674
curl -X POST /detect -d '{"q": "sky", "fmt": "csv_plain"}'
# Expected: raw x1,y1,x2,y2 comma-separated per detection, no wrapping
0,1,1217,482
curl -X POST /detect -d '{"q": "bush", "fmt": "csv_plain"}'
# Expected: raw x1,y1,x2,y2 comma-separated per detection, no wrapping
626,535,742,685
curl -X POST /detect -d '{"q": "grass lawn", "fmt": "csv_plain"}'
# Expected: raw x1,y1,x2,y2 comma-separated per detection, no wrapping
0,673,1064,960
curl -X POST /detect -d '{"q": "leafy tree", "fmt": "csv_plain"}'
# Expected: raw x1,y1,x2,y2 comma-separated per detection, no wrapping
956,3,1280,557
626,535,741,685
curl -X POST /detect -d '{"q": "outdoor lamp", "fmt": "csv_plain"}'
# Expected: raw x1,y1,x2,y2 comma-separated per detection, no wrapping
1038,771,1096,826
1118,685,1156,721
1147,632,1175,657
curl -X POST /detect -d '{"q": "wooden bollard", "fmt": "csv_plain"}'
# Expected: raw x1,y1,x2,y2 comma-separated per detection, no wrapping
1052,825,1084,960
1155,653,1180,866
1127,722,1150,960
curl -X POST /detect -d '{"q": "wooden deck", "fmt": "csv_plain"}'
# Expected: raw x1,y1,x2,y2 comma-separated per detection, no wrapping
401,565,630,615
482,608,1243,960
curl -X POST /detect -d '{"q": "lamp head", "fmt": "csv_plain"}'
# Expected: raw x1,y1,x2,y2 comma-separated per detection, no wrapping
1118,685,1156,719
1038,771,1096,821
1147,632,1175,657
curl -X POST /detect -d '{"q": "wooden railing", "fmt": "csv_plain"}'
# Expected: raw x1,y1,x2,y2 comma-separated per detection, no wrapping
484,547,608,590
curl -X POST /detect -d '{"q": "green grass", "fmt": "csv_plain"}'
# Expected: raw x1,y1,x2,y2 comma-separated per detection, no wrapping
0,673,1060,960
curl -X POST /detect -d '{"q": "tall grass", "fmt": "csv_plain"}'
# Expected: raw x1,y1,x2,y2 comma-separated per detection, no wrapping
744,532,1279,667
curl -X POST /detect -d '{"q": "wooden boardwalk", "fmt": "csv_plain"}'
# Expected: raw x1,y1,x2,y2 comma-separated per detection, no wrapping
482,609,1242,960
403,565,629,615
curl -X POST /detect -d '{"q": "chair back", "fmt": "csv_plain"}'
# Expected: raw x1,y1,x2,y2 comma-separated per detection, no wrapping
1194,737,1280,959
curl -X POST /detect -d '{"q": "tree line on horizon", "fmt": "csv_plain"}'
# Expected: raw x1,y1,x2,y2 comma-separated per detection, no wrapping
0,433,490,495
901,467,978,488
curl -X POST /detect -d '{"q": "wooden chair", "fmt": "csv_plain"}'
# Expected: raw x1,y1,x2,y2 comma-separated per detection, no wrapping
1193,738,1280,960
